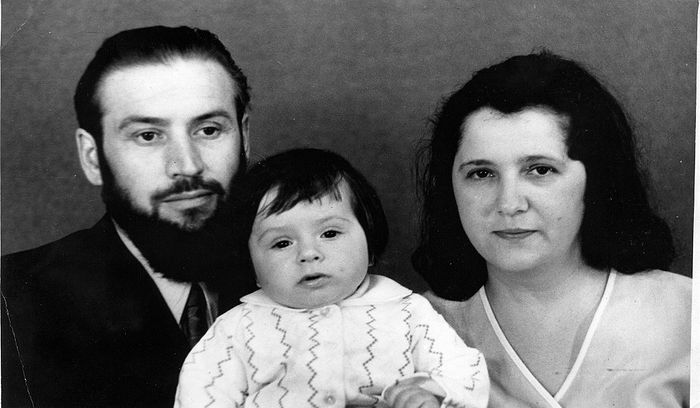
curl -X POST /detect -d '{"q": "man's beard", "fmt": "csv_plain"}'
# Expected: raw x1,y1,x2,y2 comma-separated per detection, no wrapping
100,162,243,284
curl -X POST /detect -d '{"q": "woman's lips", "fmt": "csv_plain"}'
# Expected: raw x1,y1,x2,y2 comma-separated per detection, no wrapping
493,229,536,240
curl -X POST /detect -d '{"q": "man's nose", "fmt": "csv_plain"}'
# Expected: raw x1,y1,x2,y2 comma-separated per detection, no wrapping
496,177,528,216
165,135,204,178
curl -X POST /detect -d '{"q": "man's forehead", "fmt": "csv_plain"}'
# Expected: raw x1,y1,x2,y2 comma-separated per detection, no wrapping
97,57,238,121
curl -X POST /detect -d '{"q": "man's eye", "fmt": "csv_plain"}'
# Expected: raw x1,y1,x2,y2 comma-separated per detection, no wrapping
196,126,221,138
136,131,160,142
272,240,292,249
321,230,340,239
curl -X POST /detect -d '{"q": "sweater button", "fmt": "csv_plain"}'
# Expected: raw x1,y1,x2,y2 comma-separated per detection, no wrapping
324,393,336,405
320,307,331,317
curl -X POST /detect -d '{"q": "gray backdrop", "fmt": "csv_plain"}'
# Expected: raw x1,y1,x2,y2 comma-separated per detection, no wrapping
2,0,695,291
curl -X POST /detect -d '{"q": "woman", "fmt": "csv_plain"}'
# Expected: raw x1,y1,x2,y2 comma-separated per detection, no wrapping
413,52,690,407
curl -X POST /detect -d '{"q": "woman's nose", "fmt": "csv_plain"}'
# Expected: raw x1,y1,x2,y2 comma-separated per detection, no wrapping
496,178,528,215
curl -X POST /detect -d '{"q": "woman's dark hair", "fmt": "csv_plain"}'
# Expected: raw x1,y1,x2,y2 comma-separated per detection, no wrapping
413,51,674,300
232,148,389,274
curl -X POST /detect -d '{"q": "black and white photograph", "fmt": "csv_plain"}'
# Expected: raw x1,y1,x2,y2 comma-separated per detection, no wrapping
1,1,695,407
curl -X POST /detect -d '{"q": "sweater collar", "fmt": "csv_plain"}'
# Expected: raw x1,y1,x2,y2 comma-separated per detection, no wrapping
241,274,412,310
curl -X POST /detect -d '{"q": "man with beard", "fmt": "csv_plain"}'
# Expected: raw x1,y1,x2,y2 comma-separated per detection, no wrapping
1,26,257,408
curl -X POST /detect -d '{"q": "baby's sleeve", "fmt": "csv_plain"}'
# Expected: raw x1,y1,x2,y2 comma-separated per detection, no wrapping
407,294,490,408
174,307,248,408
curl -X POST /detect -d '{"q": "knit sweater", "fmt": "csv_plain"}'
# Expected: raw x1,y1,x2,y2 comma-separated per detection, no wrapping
175,274,489,408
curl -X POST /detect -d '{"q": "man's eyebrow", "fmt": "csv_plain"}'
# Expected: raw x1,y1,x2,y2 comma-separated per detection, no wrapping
117,111,235,131
118,116,169,131
192,110,235,123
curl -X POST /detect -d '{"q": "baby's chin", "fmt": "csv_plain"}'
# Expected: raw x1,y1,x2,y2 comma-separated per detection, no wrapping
275,293,351,310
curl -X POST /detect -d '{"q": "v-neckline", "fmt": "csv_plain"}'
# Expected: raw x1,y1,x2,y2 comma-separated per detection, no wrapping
479,270,616,407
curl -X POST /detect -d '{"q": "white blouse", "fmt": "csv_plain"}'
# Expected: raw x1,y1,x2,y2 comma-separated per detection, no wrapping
427,270,691,408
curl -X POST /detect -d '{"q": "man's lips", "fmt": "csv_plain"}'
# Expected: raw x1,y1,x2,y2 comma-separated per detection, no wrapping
493,229,536,239
159,190,218,211
161,190,215,202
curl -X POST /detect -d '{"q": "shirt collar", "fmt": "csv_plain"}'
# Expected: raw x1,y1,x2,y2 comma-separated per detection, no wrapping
112,219,217,323
241,274,412,310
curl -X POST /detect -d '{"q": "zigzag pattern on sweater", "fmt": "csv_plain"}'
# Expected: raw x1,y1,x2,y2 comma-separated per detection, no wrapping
182,319,220,366
398,297,413,377
202,341,237,408
462,353,483,392
271,308,292,408
414,324,444,377
358,305,378,404
180,320,246,407
244,308,263,408
305,312,321,408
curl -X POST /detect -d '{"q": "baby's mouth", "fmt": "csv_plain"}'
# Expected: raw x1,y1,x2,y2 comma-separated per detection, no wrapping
298,273,329,287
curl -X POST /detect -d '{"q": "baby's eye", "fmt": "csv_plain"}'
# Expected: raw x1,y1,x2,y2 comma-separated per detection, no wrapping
467,169,494,179
321,230,340,239
527,165,556,176
271,240,292,249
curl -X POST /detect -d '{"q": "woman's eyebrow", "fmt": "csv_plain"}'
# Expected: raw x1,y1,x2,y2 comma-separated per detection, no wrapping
520,154,564,164
456,159,493,172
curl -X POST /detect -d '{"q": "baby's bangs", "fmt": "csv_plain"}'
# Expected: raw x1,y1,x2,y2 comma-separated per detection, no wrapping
258,174,347,217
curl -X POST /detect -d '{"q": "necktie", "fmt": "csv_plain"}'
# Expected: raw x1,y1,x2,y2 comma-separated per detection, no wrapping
180,283,208,348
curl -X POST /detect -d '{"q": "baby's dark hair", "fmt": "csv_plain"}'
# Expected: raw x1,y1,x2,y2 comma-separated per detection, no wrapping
232,148,388,269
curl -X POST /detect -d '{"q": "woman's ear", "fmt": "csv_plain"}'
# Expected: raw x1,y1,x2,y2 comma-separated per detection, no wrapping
76,128,103,186
240,112,250,160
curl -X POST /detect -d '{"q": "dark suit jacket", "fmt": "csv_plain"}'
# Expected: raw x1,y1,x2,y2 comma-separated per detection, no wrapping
1,216,254,408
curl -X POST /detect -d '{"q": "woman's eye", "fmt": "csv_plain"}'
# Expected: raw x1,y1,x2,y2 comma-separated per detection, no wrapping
271,240,292,249
321,230,340,239
467,169,493,179
528,166,556,176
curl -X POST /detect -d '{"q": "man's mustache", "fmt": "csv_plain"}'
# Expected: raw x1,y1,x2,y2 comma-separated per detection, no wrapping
151,177,226,202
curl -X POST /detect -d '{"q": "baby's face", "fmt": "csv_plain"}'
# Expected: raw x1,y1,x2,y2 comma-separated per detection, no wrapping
248,182,369,309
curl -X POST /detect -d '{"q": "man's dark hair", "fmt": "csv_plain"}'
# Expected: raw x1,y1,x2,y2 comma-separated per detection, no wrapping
74,25,250,145
231,148,389,273
413,50,674,300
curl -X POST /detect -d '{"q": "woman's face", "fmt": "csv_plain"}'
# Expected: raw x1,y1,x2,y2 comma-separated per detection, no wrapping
451,107,587,274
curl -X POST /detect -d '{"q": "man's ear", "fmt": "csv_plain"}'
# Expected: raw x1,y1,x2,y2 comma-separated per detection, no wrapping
240,112,250,160
75,128,103,186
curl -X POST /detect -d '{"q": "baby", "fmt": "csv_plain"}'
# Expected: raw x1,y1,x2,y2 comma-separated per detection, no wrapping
175,148,489,408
